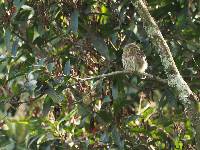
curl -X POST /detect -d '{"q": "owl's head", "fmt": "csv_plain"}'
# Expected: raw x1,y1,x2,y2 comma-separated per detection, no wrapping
123,43,140,52
123,43,145,59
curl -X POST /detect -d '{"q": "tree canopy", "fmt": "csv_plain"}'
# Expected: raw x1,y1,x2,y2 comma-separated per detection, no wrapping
0,0,200,149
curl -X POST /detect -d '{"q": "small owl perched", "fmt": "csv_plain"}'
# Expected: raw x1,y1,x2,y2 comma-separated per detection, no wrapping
122,43,148,73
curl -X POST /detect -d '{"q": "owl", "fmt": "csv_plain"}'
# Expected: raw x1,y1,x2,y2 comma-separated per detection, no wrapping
122,43,148,73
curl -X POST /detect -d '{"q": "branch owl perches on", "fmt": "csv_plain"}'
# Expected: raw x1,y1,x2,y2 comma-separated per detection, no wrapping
122,43,148,73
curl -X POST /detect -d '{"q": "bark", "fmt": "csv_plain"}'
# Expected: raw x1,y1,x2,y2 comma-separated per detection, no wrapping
133,0,200,148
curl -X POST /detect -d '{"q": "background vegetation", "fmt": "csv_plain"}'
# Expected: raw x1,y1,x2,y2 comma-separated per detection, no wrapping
0,0,200,149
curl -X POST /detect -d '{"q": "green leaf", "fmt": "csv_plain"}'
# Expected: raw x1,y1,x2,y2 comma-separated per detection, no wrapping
70,9,79,33
59,108,77,124
11,37,19,57
25,79,37,93
63,60,71,76
0,142,15,150
100,5,109,24
15,5,34,22
47,62,55,73
27,136,39,149
78,104,91,117
33,28,40,42
21,5,34,19
112,126,124,149
175,139,183,150
142,107,155,119
13,0,24,9
89,34,110,60
125,115,140,124
42,96,53,116
5,29,11,51
100,132,109,143
11,81,21,95
44,86,64,103
26,26,34,42
112,84,118,100
98,110,112,123
37,135,45,148
103,96,112,103
27,26,39,42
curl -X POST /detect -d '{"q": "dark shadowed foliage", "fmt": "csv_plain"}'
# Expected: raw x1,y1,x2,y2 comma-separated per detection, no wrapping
0,0,200,149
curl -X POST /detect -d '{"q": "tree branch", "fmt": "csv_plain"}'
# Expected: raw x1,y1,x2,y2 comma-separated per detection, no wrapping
78,70,167,84
133,0,200,148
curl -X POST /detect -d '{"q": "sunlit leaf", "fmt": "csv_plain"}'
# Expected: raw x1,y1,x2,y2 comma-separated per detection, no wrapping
21,5,34,19
100,5,109,24
59,108,77,124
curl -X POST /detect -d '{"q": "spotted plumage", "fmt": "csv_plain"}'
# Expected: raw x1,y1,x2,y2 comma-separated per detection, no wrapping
122,43,148,73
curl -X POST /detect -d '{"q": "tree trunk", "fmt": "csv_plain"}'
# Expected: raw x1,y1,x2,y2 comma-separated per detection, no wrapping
133,0,200,148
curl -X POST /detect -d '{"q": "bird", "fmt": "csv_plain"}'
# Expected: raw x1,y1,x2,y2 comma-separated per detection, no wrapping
122,43,148,73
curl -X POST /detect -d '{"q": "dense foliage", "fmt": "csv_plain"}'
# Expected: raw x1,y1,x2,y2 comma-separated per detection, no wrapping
0,0,200,149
